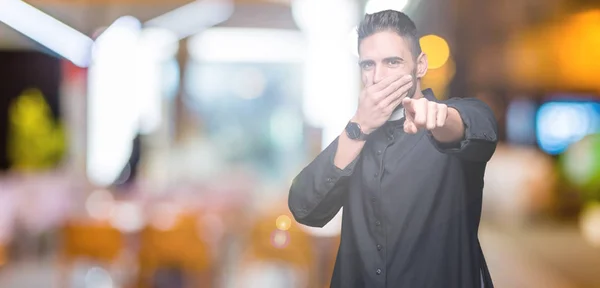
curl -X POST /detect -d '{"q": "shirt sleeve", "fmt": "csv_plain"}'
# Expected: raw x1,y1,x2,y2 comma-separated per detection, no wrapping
288,137,358,227
427,97,498,162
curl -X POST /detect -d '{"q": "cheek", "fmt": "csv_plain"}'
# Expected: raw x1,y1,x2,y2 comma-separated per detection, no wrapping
397,64,413,75
361,71,372,85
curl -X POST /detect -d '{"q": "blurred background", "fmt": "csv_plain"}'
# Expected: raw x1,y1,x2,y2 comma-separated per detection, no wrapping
0,0,600,287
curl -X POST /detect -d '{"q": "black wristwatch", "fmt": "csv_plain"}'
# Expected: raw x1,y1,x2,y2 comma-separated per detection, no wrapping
345,121,369,141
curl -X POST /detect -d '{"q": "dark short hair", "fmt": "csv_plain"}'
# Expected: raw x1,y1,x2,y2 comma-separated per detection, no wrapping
357,10,422,59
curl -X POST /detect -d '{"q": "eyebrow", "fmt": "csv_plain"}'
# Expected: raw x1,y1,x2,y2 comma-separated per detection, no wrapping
358,59,374,66
383,56,404,63
358,56,404,66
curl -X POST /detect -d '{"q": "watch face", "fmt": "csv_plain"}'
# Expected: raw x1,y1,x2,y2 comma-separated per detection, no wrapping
346,122,362,139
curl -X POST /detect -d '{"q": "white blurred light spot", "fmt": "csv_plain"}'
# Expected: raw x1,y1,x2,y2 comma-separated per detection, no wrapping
84,267,113,288
0,0,93,67
88,16,174,185
580,204,600,248
348,26,359,57
109,202,144,233
138,27,179,62
150,203,181,231
291,0,358,32
292,0,359,148
87,16,142,186
365,0,410,14
145,0,234,40
231,68,267,99
86,190,115,220
270,230,290,248
188,28,306,63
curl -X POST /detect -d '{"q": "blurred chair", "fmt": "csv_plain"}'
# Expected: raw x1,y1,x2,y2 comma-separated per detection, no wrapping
236,209,317,288
59,220,124,287
136,212,214,288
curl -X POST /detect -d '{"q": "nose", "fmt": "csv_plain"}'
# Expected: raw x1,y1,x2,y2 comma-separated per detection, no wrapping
373,65,387,85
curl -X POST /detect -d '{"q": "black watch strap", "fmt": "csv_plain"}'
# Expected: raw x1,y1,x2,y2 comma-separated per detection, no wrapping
345,121,369,141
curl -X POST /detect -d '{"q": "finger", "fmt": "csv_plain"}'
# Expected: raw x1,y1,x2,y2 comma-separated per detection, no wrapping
436,105,448,127
413,99,428,127
372,75,412,103
369,73,405,92
378,80,413,109
383,93,405,115
404,121,418,134
401,98,414,113
426,102,438,130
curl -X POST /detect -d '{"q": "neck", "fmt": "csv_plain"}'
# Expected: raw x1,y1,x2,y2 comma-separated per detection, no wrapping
412,85,425,100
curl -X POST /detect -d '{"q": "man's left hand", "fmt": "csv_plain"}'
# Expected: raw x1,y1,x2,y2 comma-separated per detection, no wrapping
402,98,449,134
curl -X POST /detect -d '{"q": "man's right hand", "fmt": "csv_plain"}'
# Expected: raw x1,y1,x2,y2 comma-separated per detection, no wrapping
353,74,414,134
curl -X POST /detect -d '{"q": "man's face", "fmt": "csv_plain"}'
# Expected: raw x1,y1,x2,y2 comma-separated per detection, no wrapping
358,31,426,99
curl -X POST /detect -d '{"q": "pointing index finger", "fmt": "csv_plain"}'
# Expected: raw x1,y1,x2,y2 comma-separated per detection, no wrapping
401,97,414,112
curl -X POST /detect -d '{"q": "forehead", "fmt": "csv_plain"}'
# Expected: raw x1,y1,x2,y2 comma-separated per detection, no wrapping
358,30,412,60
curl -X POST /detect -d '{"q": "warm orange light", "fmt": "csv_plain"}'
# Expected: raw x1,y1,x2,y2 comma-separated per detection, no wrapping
275,215,292,231
419,35,450,70
421,57,455,99
553,10,600,90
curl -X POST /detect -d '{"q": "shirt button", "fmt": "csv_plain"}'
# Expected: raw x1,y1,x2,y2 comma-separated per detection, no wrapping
376,268,382,275
371,196,376,203
376,150,382,155
375,221,381,226
388,136,394,141
326,177,333,183
377,244,383,251
374,172,379,178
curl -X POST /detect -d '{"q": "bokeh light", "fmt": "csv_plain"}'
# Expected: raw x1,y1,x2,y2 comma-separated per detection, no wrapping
580,202,600,248
420,57,455,99
275,215,292,231
364,0,409,14
419,34,450,70
109,202,144,233
561,134,600,194
270,229,290,249
85,189,115,220
537,102,600,155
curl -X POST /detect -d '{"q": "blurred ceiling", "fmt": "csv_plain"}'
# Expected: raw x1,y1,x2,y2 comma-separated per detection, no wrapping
0,0,296,49
0,0,454,50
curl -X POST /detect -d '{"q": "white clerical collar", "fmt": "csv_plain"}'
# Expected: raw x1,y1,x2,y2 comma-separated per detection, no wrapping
388,107,405,121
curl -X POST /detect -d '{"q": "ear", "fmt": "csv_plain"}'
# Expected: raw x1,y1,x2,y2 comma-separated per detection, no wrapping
416,52,428,78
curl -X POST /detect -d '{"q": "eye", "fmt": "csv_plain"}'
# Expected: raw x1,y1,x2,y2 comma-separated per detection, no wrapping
360,61,374,70
386,59,401,66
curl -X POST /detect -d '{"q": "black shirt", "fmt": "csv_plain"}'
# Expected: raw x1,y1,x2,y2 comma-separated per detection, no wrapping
288,89,497,288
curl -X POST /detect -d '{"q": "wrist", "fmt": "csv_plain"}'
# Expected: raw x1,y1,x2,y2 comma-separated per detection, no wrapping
350,116,374,135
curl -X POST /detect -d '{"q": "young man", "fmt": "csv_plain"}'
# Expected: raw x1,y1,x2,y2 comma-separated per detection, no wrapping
288,10,497,288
